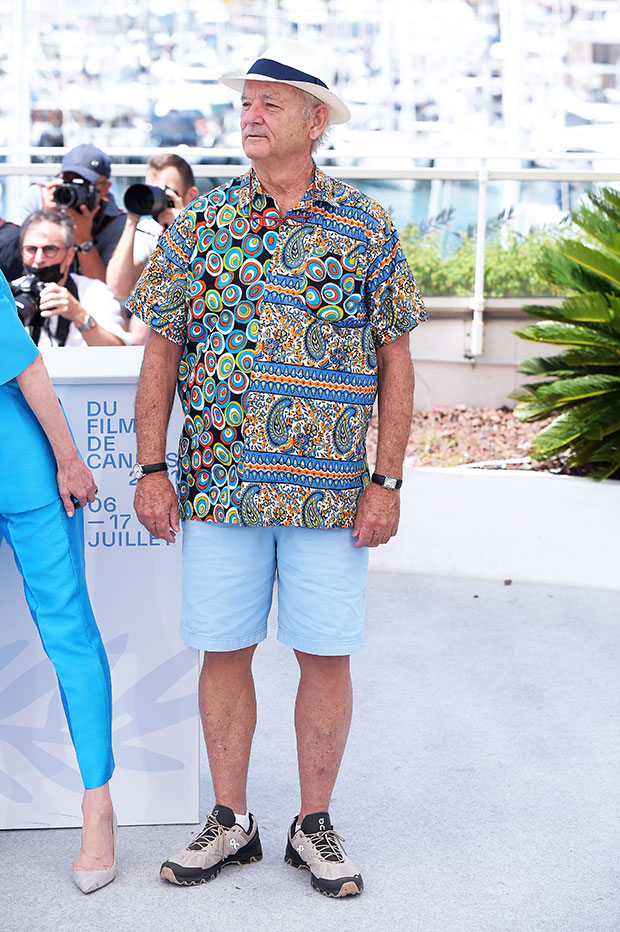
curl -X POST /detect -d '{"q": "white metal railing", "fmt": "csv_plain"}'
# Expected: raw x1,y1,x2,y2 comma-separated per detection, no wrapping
3,149,620,358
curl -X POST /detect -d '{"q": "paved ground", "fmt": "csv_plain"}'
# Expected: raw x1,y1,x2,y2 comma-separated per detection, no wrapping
2,572,619,932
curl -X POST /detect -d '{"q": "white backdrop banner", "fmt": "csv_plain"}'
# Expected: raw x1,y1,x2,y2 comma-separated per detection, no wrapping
0,348,200,829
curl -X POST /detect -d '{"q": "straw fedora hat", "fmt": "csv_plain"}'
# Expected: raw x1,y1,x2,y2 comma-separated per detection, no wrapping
220,38,351,124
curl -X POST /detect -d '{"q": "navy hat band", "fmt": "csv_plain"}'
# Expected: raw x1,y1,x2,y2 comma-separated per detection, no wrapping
247,58,328,89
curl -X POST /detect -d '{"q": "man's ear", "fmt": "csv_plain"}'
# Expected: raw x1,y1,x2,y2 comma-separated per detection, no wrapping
309,104,330,141
185,186,199,205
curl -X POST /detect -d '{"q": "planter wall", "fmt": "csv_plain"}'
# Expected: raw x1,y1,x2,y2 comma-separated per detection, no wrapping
369,466,620,591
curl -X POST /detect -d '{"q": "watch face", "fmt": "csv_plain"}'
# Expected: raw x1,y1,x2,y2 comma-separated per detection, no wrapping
384,476,397,490
131,463,144,480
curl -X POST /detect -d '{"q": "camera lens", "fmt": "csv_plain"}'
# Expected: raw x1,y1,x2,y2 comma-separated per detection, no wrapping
124,184,172,218
54,183,79,209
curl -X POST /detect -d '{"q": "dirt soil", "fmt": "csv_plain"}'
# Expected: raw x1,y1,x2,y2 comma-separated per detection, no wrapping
367,404,562,472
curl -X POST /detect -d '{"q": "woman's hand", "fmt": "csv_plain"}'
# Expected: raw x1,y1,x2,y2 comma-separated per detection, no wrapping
57,454,98,516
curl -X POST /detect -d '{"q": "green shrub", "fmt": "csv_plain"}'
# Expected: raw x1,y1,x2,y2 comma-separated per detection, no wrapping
512,187,620,480
400,223,565,297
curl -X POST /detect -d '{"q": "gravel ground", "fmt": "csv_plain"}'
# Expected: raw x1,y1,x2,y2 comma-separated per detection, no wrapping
367,405,557,471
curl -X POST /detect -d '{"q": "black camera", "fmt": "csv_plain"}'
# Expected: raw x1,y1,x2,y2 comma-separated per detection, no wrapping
10,274,46,319
53,178,99,210
124,183,174,219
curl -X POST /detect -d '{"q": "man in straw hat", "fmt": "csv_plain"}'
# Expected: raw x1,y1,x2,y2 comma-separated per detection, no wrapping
127,38,426,898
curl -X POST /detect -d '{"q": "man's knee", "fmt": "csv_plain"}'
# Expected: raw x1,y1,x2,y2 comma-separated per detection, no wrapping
294,650,351,679
202,644,258,675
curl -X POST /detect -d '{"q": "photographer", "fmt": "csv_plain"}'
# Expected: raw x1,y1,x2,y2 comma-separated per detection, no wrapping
106,154,198,344
14,144,125,284
13,210,129,347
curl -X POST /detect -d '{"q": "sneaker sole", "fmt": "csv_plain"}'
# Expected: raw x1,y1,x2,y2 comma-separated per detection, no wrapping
160,852,262,886
285,845,363,898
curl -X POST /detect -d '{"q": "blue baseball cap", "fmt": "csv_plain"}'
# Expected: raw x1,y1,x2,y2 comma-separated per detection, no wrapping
61,144,111,182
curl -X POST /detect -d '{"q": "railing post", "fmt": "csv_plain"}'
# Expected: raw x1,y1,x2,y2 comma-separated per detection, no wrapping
465,157,488,359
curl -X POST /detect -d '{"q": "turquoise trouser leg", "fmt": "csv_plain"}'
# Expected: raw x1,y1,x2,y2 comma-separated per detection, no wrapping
0,499,114,788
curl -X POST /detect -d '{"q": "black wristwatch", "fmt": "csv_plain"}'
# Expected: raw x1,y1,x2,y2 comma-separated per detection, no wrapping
371,472,402,490
131,461,168,480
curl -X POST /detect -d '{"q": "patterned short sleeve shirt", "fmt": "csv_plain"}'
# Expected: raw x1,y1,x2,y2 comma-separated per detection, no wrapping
126,167,427,529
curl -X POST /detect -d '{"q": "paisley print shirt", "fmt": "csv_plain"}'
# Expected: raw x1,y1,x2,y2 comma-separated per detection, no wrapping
127,167,427,529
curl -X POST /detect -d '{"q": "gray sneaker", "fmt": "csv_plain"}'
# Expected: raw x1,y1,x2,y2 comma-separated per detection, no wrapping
160,805,262,885
285,812,363,897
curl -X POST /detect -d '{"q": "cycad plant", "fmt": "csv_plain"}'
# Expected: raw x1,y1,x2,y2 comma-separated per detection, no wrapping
512,186,620,480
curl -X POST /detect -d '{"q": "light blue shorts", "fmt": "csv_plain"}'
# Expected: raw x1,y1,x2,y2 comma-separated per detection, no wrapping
180,521,369,656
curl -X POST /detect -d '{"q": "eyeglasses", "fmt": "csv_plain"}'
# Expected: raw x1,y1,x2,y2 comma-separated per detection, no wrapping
22,244,69,260
247,171,316,231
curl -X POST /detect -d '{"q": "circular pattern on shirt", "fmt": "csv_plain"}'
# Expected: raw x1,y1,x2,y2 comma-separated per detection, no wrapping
247,282,264,302
236,301,255,322
218,310,235,334
263,230,278,252
211,405,226,430
225,400,244,427
236,348,255,372
221,426,237,444
212,464,228,485
210,332,225,353
224,247,244,272
203,378,216,402
216,381,230,406
197,227,215,252
325,257,343,279
242,233,263,257
213,443,233,467
190,386,205,410
222,284,242,307
231,216,249,238
306,258,326,281
316,305,344,322
189,321,206,342
213,228,232,252
217,353,235,379
217,204,236,226
240,259,262,285
226,330,247,352
193,492,211,518
321,283,342,305
205,289,222,312
195,469,211,491
228,369,248,393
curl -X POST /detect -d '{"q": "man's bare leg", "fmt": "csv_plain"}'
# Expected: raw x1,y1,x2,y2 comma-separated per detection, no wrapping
199,645,258,813
294,650,352,821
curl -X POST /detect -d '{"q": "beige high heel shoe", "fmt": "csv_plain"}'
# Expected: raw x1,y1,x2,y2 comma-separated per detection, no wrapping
72,811,117,894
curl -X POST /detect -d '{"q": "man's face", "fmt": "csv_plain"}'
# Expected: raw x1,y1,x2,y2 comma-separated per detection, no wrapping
145,166,190,205
60,171,110,206
240,80,326,165
22,220,74,282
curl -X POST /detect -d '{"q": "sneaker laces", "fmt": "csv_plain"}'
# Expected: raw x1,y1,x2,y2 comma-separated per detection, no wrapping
307,829,346,863
188,814,225,851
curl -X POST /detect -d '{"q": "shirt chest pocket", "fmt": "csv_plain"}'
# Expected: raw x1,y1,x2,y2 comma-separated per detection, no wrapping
301,244,366,328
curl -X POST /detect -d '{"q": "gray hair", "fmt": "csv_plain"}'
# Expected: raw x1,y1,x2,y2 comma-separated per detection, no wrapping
298,88,332,153
20,209,75,248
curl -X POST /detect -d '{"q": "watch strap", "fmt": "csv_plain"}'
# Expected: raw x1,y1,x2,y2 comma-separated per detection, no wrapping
371,472,402,490
140,462,167,476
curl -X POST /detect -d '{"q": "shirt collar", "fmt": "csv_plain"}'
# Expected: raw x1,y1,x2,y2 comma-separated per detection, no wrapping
236,165,341,214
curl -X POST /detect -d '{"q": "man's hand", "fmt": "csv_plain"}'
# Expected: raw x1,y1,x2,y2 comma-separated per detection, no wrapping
41,178,63,210
155,189,184,230
39,283,86,324
68,203,98,246
351,482,400,548
134,471,180,543
57,454,98,517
